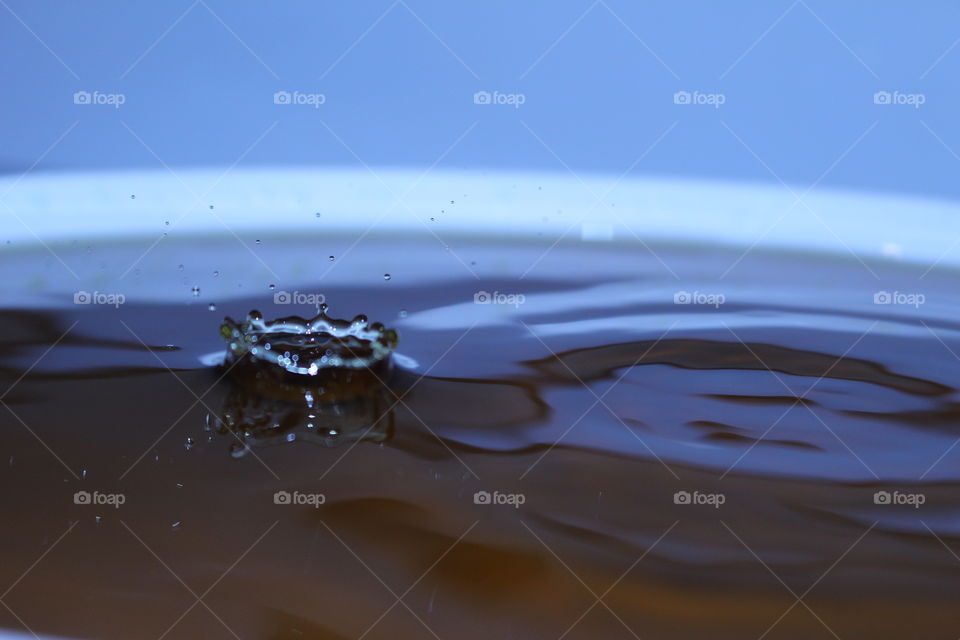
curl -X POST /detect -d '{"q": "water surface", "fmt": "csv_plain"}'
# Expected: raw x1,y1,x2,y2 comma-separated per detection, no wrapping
2,233,960,639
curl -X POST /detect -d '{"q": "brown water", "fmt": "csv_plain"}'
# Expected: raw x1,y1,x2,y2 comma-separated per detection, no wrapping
3,234,960,639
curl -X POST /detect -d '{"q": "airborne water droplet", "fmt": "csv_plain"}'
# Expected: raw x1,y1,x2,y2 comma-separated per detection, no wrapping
185,437,195,450
383,274,391,281
269,284,276,290
328,255,335,261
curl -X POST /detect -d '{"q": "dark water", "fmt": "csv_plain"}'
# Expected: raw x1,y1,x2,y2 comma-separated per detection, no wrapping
3,234,960,639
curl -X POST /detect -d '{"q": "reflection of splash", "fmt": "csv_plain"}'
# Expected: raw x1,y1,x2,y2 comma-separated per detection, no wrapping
217,381,394,456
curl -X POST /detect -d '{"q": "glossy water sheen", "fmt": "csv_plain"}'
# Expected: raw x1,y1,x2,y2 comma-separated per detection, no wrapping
2,233,960,639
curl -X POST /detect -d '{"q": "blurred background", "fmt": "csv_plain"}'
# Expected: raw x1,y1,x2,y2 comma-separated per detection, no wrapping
2,0,959,200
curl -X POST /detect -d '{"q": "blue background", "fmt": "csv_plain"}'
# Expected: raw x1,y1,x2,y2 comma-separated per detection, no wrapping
2,1,959,200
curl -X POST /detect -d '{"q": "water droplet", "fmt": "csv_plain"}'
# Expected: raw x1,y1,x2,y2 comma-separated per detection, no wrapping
81,469,87,479
184,437,195,450
268,283,276,290
209,205,214,210
383,274,391,281
95,516,102,524
171,521,181,529
315,212,321,218
191,286,200,296
213,270,220,277
130,194,136,199
328,255,335,261
430,217,435,222
164,220,170,226
178,264,184,271
208,303,216,311
399,309,407,318
255,239,261,245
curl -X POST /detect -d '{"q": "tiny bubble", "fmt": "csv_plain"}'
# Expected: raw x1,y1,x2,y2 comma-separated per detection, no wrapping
329,255,335,261
130,194,136,199
191,286,200,296
213,270,219,277
399,309,407,318
209,205,214,210
185,437,195,450
255,239,261,245
164,220,170,226
269,284,276,290
383,273,391,281
178,264,184,271
208,303,216,311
